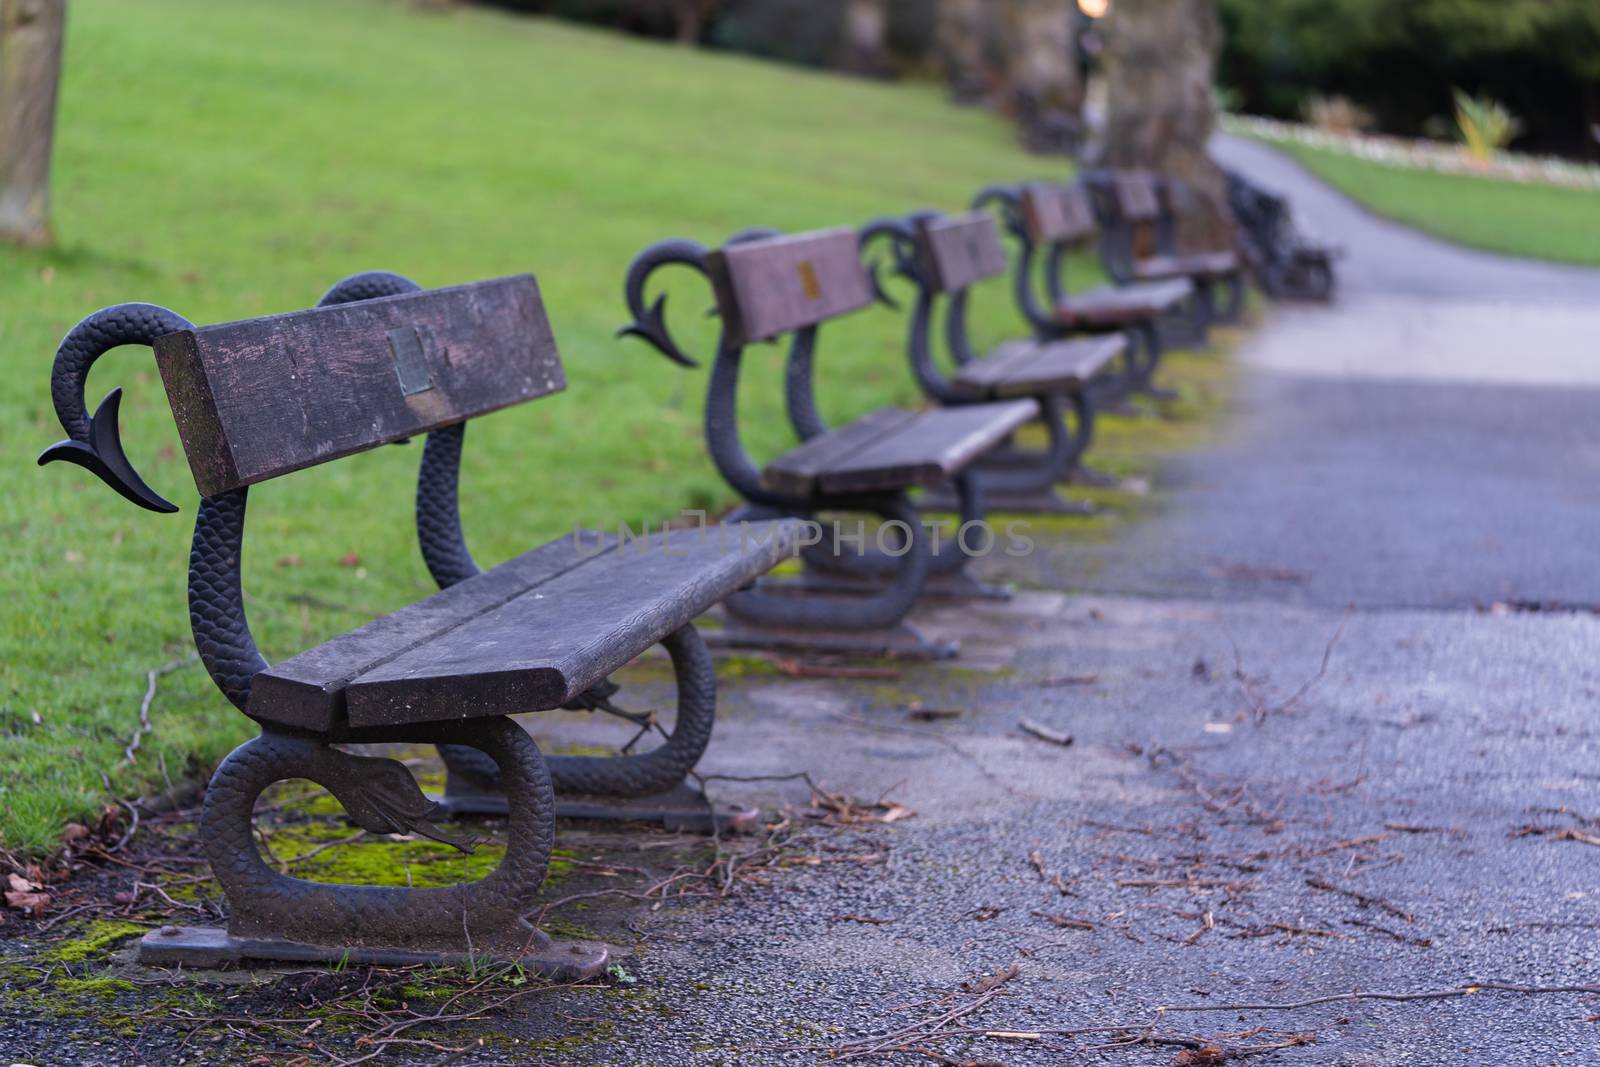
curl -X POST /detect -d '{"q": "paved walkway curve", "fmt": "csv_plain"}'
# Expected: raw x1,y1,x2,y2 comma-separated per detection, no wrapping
1011,134,1600,611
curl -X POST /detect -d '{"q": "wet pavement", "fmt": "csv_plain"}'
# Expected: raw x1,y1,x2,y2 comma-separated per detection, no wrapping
522,137,1600,1065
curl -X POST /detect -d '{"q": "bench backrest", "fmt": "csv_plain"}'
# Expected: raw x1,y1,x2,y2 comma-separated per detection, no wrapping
1109,172,1163,222
706,227,875,345
1020,183,1096,245
915,211,1009,294
153,275,565,497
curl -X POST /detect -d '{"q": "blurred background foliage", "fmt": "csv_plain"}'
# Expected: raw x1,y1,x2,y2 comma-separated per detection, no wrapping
476,0,1600,161
1216,0,1599,158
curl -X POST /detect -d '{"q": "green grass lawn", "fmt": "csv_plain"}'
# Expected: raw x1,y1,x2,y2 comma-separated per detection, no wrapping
0,0,1200,856
1255,136,1600,266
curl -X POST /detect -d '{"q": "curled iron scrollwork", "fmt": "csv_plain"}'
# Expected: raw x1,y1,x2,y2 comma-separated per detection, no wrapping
37,303,196,513
616,238,714,368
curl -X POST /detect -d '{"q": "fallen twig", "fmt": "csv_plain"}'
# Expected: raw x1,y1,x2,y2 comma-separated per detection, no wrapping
125,655,197,764
1018,719,1074,747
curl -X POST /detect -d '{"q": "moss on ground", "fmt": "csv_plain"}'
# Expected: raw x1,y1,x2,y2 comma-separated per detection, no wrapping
46,919,149,963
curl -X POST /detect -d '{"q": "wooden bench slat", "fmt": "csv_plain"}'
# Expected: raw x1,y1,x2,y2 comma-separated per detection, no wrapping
816,401,1039,493
917,212,1009,293
708,228,875,345
764,401,1036,496
1054,279,1194,327
343,521,801,727
153,276,564,497
760,408,920,498
954,336,1126,399
1132,250,1240,281
250,522,798,730
248,535,602,731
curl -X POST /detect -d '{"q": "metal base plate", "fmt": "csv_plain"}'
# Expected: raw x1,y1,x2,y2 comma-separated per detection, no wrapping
707,620,958,661
434,782,761,835
137,925,610,979
919,486,1095,517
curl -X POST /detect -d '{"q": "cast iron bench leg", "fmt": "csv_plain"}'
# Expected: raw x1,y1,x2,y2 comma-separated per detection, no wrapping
710,497,955,660
138,716,608,975
799,472,1011,600
432,625,755,834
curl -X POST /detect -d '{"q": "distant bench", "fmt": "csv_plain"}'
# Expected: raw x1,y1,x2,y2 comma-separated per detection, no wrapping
1082,169,1246,333
621,225,1037,657
1225,167,1340,302
972,180,1196,405
855,208,1123,516
38,271,797,972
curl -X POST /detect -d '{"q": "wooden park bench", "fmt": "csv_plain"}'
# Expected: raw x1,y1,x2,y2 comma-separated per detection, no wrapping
1081,169,1246,337
974,180,1194,404
37,271,799,972
620,226,1037,657
857,209,1125,515
1225,167,1340,302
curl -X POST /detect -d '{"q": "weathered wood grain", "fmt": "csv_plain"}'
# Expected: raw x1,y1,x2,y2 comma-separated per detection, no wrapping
954,336,1125,399
760,408,919,498
248,535,600,730
250,522,801,730
153,275,565,497
706,228,874,345
764,401,1038,496
344,521,802,727
916,212,1009,293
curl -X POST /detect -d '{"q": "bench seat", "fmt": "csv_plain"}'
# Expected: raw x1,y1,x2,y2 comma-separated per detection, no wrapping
1132,250,1240,282
953,335,1125,400
762,400,1037,497
248,522,801,732
1052,279,1194,329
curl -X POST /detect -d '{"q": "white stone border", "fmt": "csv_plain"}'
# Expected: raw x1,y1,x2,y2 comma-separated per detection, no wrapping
1223,114,1600,192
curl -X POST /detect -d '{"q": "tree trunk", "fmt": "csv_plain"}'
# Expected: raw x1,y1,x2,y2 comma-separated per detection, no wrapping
937,0,1002,104
840,0,889,77
1098,0,1229,247
670,0,716,45
0,0,65,248
1002,0,1083,153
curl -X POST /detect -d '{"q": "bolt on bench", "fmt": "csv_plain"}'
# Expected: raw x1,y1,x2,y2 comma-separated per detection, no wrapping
619,227,1038,658
858,210,1124,517
1082,169,1246,342
37,272,798,972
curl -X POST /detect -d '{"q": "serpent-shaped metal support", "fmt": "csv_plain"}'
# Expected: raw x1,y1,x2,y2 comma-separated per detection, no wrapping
160,716,599,972
312,272,720,816
38,291,603,971
619,237,949,656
